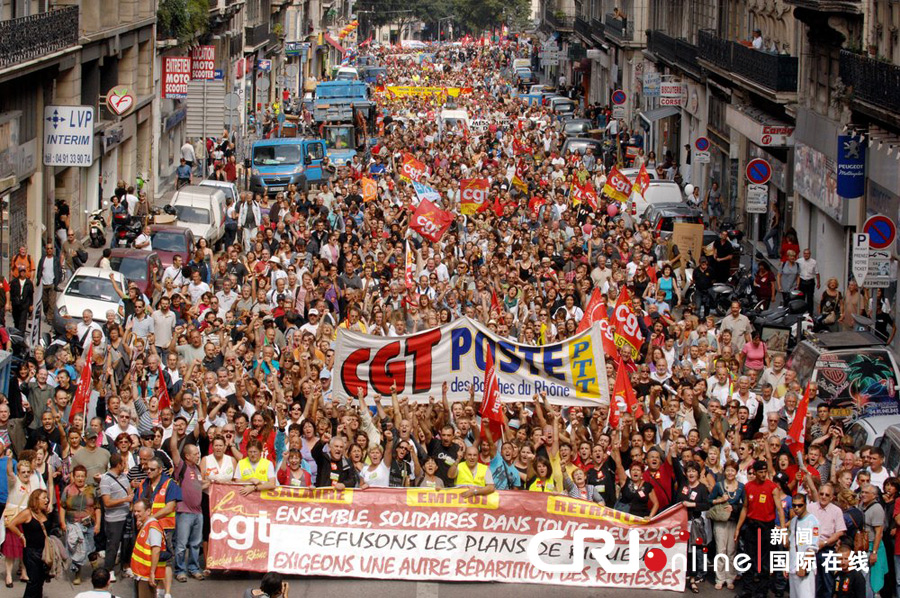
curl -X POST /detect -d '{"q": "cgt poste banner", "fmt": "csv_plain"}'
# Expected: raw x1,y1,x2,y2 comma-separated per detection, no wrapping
334,317,611,406
207,484,688,591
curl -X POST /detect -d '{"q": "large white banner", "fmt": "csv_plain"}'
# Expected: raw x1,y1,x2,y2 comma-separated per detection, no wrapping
334,317,611,406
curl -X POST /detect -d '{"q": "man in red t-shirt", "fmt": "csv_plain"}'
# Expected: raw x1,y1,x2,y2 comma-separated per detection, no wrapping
642,447,675,510
735,460,786,598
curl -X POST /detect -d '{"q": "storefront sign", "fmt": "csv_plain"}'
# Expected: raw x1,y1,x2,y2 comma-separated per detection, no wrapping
162,57,191,98
643,72,661,97
191,45,216,80
334,317,611,406
659,83,684,106
207,484,688,590
42,105,94,167
836,134,866,199
726,105,795,148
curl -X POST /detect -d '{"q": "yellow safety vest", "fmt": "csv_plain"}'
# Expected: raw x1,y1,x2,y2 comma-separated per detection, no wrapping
528,477,557,492
455,462,488,487
237,457,271,483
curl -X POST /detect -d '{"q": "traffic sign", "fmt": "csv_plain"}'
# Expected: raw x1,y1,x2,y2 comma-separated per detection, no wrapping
746,158,772,185
223,93,240,110
694,137,710,152
258,59,272,72
852,233,870,286
863,214,896,250
746,184,768,213
612,104,625,119
693,151,710,164
611,90,627,105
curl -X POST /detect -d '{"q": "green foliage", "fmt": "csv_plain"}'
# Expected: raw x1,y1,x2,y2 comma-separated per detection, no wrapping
356,0,528,35
158,0,209,41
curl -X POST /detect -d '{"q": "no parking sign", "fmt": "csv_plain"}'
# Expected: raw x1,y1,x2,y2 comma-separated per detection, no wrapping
694,137,710,164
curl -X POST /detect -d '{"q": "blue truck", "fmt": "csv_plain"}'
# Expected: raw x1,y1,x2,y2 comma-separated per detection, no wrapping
249,138,328,195
313,80,377,166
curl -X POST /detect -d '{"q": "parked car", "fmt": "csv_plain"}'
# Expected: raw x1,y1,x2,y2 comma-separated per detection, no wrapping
150,225,195,270
199,180,239,205
625,180,684,224
547,96,576,118
55,267,126,334
515,68,537,87
643,203,704,235
561,137,604,157
96,249,163,297
787,331,900,419
845,415,897,452
562,119,594,138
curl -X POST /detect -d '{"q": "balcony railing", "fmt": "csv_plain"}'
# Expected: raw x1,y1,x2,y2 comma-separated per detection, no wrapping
839,49,900,115
0,6,79,70
647,30,677,63
545,10,575,32
574,16,590,40
245,22,271,48
648,30,700,74
697,29,798,93
604,12,632,41
591,17,605,40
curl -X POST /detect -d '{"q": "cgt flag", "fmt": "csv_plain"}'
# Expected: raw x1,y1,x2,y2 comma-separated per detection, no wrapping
410,199,454,242
400,153,428,182
612,287,644,360
576,289,618,355
460,178,489,214
361,177,378,202
632,163,650,199
614,357,644,420
787,382,811,456
602,166,633,203
69,344,94,425
570,181,598,210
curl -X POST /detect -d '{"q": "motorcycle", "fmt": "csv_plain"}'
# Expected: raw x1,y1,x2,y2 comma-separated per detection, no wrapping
112,212,141,247
747,290,811,352
88,208,107,247
711,266,762,316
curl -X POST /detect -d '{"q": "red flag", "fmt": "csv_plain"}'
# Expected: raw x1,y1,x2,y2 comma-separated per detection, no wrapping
528,195,546,216
157,364,171,412
400,153,428,182
571,181,599,210
612,287,644,359
632,163,651,198
69,344,94,425
614,357,644,420
460,178,489,215
602,166,633,203
787,382,811,455
513,137,531,156
491,288,502,314
576,288,604,334
608,395,620,430
479,346,504,441
410,199,454,242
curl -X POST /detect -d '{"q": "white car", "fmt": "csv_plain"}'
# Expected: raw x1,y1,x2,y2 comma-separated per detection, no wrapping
55,267,126,334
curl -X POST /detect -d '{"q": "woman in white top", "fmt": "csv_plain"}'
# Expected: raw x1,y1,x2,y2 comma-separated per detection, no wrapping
3,458,36,586
201,436,237,487
359,445,390,489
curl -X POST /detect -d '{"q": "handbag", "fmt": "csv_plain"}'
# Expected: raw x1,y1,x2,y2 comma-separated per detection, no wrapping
822,310,837,325
707,483,732,522
689,517,708,546
39,519,53,567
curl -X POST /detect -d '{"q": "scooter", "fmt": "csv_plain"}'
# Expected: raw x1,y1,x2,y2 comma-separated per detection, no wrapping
88,208,107,247
112,212,141,247
711,266,761,316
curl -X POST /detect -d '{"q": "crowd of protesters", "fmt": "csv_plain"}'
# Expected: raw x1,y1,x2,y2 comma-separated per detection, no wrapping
0,39,892,598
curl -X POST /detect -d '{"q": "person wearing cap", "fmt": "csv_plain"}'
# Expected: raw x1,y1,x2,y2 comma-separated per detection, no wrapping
71,428,110,489
735,460,786,598
9,263,33,332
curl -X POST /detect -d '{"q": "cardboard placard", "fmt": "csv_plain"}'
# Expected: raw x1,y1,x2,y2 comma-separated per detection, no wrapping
671,222,705,265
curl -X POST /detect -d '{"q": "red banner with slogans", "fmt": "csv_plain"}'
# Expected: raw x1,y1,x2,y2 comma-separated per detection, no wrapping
207,484,687,590
460,178,489,215
602,166,633,203
401,153,428,182
410,199,454,242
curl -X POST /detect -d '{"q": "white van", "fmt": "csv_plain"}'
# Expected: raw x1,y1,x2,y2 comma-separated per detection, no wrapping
199,180,238,205
439,109,470,135
169,185,227,247
512,58,531,70
335,67,360,81
625,180,684,226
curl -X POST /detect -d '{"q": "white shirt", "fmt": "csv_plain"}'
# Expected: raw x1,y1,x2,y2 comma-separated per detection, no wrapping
797,257,818,281
181,142,196,163
359,462,391,487
106,422,139,439
216,290,238,318
752,35,763,50
162,265,185,287
187,281,211,304
134,233,152,250
732,391,760,419
201,454,236,484
125,194,139,216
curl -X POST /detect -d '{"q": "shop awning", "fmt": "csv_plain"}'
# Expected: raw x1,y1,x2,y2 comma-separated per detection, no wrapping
638,106,680,125
324,34,346,55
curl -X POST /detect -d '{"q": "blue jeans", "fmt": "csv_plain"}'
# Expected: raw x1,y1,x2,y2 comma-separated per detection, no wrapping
174,512,202,575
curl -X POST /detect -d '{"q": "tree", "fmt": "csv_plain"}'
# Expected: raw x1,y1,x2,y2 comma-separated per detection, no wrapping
158,0,209,42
